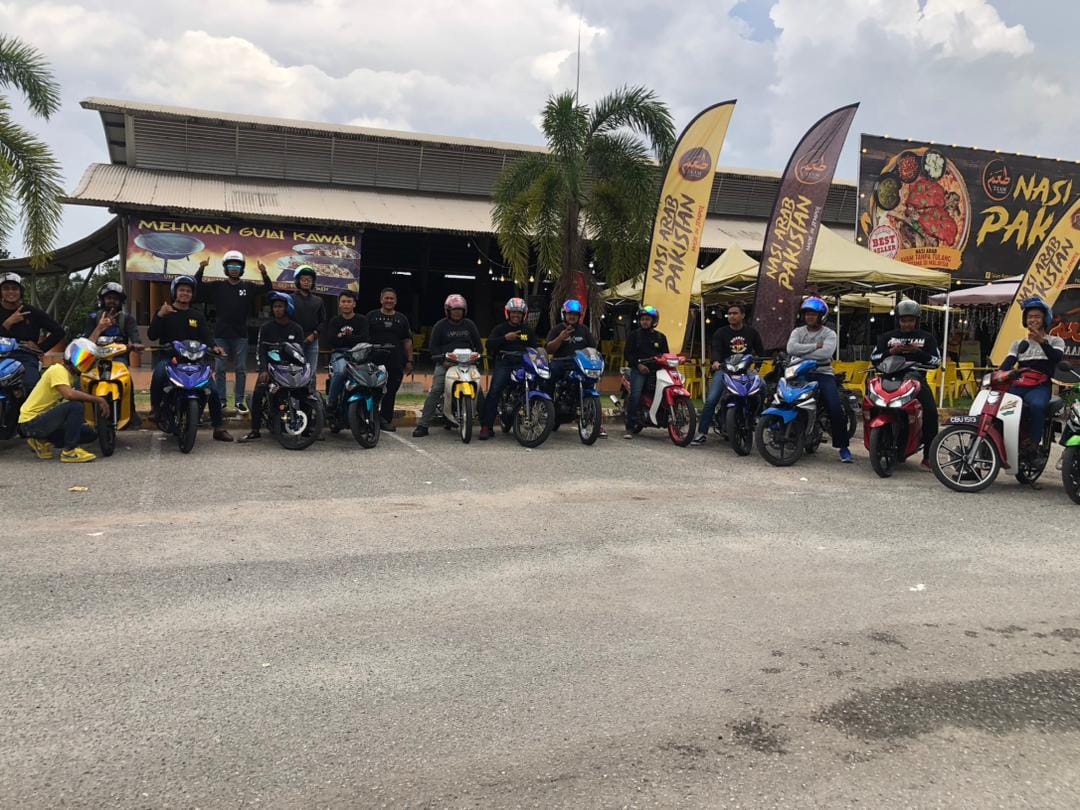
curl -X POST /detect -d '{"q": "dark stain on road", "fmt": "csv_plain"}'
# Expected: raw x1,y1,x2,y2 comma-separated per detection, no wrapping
1052,628,1080,641
868,631,907,650
815,668,1080,742
730,716,788,754
761,667,783,674
986,625,1027,636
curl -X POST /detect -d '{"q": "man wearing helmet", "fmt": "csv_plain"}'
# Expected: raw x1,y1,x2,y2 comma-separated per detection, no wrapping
194,251,272,414
787,296,853,462
479,297,538,440
366,288,413,431
871,299,942,469
544,299,597,392
147,275,233,442
81,281,144,429
413,294,483,438
692,303,764,445
622,305,669,438
240,292,307,443
999,296,1065,450
0,272,66,392
18,336,111,462
291,265,327,393
324,290,370,414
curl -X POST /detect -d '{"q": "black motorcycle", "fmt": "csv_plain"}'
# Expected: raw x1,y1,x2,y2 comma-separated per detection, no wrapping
327,343,392,448
261,341,325,450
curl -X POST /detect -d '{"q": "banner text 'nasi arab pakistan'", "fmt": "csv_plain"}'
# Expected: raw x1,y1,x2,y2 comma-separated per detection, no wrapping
991,195,1080,365
641,101,736,342
753,103,859,350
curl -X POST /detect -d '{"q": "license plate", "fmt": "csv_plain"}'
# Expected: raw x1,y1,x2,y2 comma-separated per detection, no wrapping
948,415,979,425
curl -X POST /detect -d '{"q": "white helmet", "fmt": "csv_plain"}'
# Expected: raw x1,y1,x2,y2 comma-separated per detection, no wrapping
0,272,24,290
222,250,245,272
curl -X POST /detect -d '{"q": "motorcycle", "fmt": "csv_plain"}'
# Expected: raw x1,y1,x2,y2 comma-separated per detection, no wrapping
0,337,27,441
930,343,1062,492
552,347,605,445
1059,362,1080,504
328,342,392,447
755,357,857,467
158,340,214,454
261,341,326,450
615,353,697,446
710,353,766,456
496,347,556,448
434,347,482,443
81,337,138,457
861,354,935,478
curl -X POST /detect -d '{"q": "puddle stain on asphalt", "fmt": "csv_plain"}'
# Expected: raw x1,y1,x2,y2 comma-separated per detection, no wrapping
730,716,788,754
815,668,1080,741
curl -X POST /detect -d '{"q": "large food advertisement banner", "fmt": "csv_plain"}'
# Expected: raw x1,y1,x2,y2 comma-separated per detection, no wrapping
125,216,361,294
857,135,1080,282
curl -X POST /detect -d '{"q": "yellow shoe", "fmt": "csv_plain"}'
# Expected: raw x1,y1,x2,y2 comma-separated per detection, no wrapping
60,447,97,463
27,438,56,460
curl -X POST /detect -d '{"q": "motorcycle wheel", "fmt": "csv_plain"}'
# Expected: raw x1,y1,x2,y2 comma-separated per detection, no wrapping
275,393,321,451
756,414,804,467
98,396,117,458
726,407,752,456
349,399,380,449
667,397,696,447
930,425,1000,492
459,396,474,444
513,398,555,448
0,401,16,440
578,397,602,445
805,418,823,454
868,426,897,479
1062,446,1080,505
178,398,199,454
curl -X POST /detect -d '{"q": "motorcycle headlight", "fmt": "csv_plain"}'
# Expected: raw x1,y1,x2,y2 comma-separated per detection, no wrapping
726,384,741,396
871,393,888,407
585,369,602,379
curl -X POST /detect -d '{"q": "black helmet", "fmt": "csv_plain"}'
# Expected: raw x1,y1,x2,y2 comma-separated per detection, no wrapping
170,275,197,300
294,265,317,289
97,281,126,308
895,299,921,319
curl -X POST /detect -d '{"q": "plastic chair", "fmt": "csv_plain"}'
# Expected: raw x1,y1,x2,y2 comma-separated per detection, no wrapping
951,362,979,401
680,361,705,400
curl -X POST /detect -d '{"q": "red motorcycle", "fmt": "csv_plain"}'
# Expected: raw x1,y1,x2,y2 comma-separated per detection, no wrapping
862,354,935,477
615,353,697,446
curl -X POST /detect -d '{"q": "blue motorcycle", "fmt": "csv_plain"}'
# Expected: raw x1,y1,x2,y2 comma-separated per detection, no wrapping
497,347,556,448
328,342,391,449
159,339,213,453
552,347,605,445
712,353,766,456
0,337,27,440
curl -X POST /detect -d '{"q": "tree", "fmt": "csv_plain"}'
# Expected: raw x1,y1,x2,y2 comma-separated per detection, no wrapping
30,259,120,330
492,86,675,329
0,35,64,269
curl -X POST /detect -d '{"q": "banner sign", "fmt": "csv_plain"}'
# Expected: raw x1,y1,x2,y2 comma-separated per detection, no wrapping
642,101,737,343
858,135,1080,282
125,216,361,295
990,196,1080,364
753,103,859,350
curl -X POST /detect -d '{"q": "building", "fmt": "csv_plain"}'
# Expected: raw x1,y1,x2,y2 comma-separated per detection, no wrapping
6,98,857,339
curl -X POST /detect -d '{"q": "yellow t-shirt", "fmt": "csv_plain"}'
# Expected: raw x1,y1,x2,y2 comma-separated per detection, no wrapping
19,364,74,423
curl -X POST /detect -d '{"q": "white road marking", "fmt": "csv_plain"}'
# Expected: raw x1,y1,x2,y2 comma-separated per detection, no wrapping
386,431,464,479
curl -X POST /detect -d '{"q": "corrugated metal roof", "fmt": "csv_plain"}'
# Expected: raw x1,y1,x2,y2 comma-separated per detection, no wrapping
65,163,806,250
0,216,119,276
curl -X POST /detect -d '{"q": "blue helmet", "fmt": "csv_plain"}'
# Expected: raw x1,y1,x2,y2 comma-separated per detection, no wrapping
637,305,659,325
1020,296,1053,327
800,296,829,317
562,299,584,315
269,291,295,316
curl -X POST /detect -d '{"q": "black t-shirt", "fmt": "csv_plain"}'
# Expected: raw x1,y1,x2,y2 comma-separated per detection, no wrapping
366,309,412,366
429,317,483,357
546,322,596,359
0,303,65,352
623,328,670,365
487,320,539,360
148,306,214,348
871,328,942,367
193,270,272,338
325,314,370,352
257,319,307,369
710,325,764,364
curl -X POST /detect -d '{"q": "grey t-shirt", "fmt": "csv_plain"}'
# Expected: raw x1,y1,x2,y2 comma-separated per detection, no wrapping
786,325,837,374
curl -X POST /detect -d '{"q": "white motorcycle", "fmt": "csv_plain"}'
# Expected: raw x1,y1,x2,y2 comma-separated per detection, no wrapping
435,348,482,443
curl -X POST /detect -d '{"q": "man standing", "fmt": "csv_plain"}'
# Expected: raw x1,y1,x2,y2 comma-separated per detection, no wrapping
194,250,272,414
366,288,413,432
692,303,764,445
0,272,65,392
291,265,326,392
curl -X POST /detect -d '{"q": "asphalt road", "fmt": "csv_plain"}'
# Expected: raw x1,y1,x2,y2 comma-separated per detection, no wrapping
2,424,1079,808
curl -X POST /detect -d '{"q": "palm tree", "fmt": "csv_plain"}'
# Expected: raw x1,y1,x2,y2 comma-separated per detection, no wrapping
492,86,675,328
0,35,64,270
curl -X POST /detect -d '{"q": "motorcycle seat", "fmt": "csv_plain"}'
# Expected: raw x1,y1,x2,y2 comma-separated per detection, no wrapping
1048,396,1064,415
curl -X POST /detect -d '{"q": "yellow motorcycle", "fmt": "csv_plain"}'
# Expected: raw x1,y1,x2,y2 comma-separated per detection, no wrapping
82,338,139,456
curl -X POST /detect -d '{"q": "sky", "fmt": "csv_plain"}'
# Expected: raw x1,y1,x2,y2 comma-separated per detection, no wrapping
2,0,1078,255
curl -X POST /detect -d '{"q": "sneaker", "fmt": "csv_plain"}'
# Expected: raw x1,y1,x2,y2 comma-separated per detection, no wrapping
239,431,262,443
127,413,143,430
60,447,96,463
920,457,932,471
598,427,608,439
213,429,234,442
412,425,429,438
27,438,55,460
147,409,161,424
839,448,853,463
623,431,634,439
690,433,707,446
235,401,250,415
380,419,397,432
478,426,493,440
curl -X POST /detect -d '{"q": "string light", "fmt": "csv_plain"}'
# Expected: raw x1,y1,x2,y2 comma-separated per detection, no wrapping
476,257,482,266
588,261,594,269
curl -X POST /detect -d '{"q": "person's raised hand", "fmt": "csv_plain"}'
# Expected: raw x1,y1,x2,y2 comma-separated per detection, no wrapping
157,302,175,318
2,306,30,329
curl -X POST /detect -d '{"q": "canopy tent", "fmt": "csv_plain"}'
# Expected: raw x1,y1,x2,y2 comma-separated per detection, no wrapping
929,280,1019,306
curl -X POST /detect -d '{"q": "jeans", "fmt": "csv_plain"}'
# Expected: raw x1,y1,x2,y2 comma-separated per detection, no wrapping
381,363,403,423
419,364,449,427
214,337,248,405
150,358,224,427
21,400,96,450
808,372,849,449
1009,383,1052,442
699,370,726,434
328,352,349,411
250,384,267,431
12,350,41,392
625,368,650,430
481,360,515,428
303,339,319,392
543,357,574,397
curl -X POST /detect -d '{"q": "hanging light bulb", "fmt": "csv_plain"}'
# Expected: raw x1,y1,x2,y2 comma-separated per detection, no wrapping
528,275,535,283
706,318,712,325
617,314,623,321
588,261,595,269
476,257,482,266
